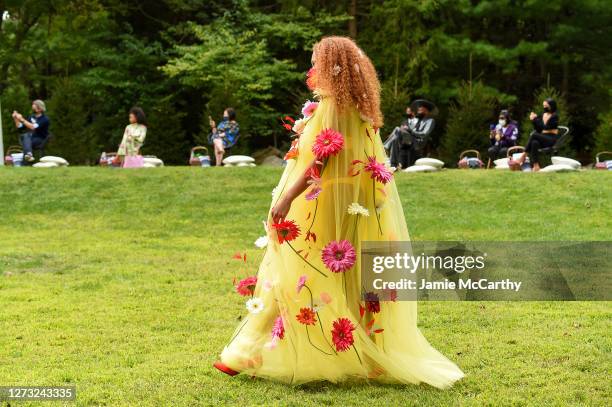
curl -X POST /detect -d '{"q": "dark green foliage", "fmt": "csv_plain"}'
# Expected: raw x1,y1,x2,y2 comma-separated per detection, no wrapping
442,81,499,165
593,110,612,154
0,0,610,164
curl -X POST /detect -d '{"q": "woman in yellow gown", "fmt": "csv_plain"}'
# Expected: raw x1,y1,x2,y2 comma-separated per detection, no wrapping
215,36,464,388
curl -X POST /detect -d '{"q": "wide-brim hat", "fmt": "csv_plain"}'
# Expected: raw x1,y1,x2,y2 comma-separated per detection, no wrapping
411,99,438,116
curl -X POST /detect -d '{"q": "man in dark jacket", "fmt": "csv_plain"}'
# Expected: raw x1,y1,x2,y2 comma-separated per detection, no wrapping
13,99,50,162
399,100,436,168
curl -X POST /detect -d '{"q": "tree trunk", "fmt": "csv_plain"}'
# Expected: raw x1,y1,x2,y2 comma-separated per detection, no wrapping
348,0,357,38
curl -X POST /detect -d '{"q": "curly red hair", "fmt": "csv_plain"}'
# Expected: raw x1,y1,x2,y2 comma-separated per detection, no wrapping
312,36,383,128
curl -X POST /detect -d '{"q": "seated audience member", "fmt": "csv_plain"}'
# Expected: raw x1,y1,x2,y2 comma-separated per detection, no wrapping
399,99,436,168
488,109,519,161
116,107,148,166
512,98,559,172
384,106,417,168
209,107,240,166
12,99,50,162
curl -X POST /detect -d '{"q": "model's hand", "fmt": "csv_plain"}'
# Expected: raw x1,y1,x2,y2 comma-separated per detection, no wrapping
270,196,292,224
495,133,501,141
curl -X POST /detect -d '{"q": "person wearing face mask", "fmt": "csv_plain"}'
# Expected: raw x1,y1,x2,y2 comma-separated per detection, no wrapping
511,98,559,171
12,99,50,162
384,106,417,168
209,107,240,166
398,99,436,168
487,110,519,163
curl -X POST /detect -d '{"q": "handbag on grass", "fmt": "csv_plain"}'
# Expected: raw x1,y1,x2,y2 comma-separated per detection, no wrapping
123,154,144,168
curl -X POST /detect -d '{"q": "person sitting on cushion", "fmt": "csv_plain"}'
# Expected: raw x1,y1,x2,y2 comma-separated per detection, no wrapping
384,105,417,168
12,99,50,162
399,99,436,169
487,109,519,162
209,107,240,166
115,107,148,166
512,98,559,172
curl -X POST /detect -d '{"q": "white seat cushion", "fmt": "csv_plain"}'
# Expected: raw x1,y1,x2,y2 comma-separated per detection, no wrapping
143,162,158,168
540,164,577,173
223,155,255,165
40,156,69,166
494,164,510,170
236,162,256,167
143,157,163,167
415,158,444,168
551,156,580,169
402,165,439,173
33,161,59,168
494,158,509,167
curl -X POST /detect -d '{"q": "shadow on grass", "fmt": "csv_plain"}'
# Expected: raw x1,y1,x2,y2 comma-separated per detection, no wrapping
233,374,459,394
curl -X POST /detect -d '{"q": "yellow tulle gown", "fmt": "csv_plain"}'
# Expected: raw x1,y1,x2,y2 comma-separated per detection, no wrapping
219,96,464,388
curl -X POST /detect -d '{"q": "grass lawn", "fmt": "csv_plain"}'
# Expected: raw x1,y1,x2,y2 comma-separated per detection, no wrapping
0,167,610,406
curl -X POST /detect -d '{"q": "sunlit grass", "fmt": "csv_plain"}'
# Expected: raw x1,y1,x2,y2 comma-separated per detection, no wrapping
0,167,610,406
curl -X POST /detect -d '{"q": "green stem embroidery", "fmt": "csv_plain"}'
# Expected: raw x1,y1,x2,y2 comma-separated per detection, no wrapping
373,179,383,235
286,241,327,278
226,315,249,346
352,343,363,365
305,325,333,356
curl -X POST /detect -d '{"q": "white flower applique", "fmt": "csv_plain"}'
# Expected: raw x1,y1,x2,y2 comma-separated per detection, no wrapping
332,64,342,76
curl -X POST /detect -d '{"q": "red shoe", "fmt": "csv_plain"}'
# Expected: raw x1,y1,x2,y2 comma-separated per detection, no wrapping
213,361,239,376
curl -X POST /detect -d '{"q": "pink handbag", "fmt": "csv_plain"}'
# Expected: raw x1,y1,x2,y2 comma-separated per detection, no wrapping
123,155,144,168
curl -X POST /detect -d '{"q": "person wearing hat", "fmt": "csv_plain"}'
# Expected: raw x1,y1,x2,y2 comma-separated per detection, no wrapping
384,100,436,169
12,99,51,162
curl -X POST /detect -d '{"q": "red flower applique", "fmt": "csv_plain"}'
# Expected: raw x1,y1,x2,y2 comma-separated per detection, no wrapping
350,156,393,185
235,276,257,297
364,291,381,313
306,67,316,91
272,220,300,243
312,129,344,160
321,240,356,273
296,307,317,325
284,138,299,160
331,317,355,352
272,316,285,340
363,156,393,184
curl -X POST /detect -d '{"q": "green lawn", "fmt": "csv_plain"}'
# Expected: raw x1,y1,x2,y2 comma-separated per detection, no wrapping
0,167,610,406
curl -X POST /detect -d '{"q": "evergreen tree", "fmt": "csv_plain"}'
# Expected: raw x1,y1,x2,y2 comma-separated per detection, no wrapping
442,81,498,165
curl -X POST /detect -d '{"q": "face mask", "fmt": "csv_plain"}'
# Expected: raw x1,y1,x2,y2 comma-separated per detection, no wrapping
543,107,550,113
416,113,424,119
499,119,507,126
223,116,229,121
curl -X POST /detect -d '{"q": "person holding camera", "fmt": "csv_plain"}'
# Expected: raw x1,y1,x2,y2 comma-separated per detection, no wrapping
12,99,50,162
